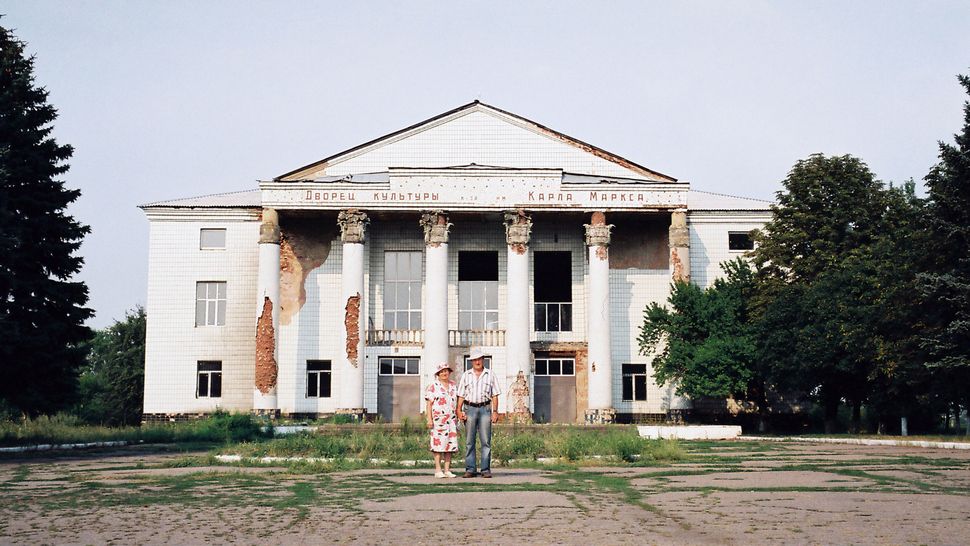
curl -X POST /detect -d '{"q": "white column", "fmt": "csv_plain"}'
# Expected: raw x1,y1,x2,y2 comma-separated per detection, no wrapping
420,211,451,378
254,208,281,414
585,211,615,423
505,210,533,423
338,209,368,417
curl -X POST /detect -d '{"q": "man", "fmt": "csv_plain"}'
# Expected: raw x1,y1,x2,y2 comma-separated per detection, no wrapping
456,348,501,478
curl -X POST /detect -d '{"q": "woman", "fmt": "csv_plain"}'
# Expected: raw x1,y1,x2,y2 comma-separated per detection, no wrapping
425,362,459,478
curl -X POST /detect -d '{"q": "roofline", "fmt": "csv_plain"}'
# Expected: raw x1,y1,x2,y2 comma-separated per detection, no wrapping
274,101,677,182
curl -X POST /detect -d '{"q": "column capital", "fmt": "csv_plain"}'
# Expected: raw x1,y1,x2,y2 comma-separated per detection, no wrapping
259,208,281,244
584,211,613,247
337,209,369,243
669,210,690,249
419,210,452,246
504,209,532,253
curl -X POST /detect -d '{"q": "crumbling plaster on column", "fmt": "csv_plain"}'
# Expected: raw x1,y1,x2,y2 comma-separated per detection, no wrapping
504,209,532,255
337,209,369,243
344,293,361,367
278,219,334,326
255,297,278,394
419,210,452,247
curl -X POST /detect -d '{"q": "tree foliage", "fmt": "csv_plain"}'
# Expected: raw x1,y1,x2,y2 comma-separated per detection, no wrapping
918,74,970,414
0,25,92,416
75,307,146,426
639,258,757,399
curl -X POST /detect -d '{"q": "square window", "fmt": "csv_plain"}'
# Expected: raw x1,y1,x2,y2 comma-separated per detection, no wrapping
200,228,226,250
729,232,755,251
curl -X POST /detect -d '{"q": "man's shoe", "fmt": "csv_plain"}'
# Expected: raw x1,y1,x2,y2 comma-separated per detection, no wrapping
481,471,492,478
462,472,477,478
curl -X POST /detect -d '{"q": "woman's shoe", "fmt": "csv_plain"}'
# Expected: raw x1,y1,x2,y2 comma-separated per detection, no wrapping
434,471,445,479
443,471,456,478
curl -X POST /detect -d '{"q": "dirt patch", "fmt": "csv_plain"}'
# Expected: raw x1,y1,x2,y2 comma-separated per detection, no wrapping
653,470,872,489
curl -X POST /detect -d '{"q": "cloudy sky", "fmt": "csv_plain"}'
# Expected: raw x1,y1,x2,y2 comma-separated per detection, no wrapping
4,1,970,327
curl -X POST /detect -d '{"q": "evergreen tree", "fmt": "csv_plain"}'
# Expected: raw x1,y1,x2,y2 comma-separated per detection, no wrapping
0,25,92,416
76,307,146,426
919,74,970,432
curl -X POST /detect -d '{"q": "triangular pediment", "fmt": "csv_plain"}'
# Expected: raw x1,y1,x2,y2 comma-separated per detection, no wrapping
275,102,676,182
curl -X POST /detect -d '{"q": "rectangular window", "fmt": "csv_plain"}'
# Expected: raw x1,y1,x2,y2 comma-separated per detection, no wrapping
197,361,222,398
534,251,572,332
195,282,227,326
200,228,227,250
306,360,332,398
383,251,422,330
534,358,575,376
622,364,648,401
728,231,755,251
458,252,499,330
379,357,420,376
463,355,492,371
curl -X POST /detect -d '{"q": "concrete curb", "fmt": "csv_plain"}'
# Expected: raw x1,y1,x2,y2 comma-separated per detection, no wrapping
0,440,130,454
744,436,970,450
215,454,611,466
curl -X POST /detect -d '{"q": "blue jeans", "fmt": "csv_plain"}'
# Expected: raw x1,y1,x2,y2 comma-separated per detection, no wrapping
464,404,492,473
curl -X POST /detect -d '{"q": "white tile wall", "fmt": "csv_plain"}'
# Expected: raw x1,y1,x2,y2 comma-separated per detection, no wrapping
324,110,646,179
688,214,769,289
143,218,259,414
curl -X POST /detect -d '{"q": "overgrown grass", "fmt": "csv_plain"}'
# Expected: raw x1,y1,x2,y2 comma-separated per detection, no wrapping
224,425,687,465
0,411,268,447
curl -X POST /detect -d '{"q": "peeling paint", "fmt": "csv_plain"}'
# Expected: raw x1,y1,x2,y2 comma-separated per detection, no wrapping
255,297,278,394
345,293,361,367
671,247,689,282
595,245,608,261
279,219,334,326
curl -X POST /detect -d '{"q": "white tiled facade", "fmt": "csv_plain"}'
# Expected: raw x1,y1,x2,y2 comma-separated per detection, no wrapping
141,102,771,421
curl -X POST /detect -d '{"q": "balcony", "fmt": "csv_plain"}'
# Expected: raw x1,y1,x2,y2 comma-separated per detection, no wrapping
366,329,506,347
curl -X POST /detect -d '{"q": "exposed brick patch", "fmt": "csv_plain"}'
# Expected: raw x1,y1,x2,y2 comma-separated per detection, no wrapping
279,219,334,325
671,247,686,281
590,211,606,226
595,245,608,261
255,296,278,394
345,293,361,367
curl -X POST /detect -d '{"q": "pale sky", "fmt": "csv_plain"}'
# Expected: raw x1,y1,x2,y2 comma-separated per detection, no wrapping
4,1,970,328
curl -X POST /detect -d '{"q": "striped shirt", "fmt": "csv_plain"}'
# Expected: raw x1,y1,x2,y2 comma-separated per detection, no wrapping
456,368,502,404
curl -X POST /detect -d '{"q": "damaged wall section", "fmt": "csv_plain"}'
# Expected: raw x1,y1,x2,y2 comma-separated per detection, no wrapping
279,214,336,325
609,213,669,270
255,296,278,393
344,293,361,367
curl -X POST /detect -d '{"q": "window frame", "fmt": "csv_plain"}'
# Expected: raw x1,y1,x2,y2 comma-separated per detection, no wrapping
534,357,575,376
728,231,755,252
306,360,332,398
195,281,227,327
382,251,423,330
458,252,499,331
199,228,227,250
378,356,420,376
622,363,648,402
197,361,223,398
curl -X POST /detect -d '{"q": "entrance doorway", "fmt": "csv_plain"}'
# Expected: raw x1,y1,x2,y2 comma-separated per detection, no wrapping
533,356,576,423
377,357,421,422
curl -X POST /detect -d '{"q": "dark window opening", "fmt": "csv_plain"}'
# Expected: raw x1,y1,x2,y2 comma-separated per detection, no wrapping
307,360,332,398
534,251,572,331
379,357,420,375
458,251,498,281
197,361,222,398
622,363,648,401
729,232,754,251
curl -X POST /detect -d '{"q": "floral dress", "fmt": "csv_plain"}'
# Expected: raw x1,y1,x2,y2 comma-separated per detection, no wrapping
425,379,459,453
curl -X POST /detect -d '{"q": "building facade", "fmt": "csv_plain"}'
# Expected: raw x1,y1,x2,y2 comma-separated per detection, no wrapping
141,102,771,423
